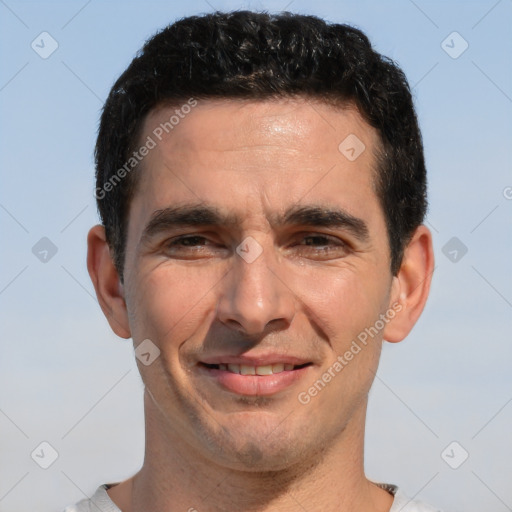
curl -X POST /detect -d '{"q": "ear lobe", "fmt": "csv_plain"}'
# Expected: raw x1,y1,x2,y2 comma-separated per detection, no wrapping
383,225,434,343
87,225,131,339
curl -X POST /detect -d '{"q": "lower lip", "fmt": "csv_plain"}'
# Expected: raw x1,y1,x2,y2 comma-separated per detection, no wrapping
197,365,312,396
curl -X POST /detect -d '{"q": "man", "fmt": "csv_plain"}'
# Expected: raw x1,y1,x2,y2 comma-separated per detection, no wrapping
66,10,439,512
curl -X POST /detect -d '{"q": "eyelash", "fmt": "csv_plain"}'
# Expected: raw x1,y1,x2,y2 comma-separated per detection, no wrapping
165,234,348,253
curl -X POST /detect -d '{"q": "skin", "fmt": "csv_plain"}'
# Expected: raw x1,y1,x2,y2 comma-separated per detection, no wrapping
88,98,434,512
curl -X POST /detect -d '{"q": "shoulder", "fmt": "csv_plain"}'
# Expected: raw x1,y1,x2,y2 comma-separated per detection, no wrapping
381,483,443,512
62,484,121,512
375,482,443,512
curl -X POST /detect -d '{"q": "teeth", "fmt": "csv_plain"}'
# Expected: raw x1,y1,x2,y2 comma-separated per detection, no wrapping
214,363,297,374
256,365,273,375
272,363,284,373
240,365,256,375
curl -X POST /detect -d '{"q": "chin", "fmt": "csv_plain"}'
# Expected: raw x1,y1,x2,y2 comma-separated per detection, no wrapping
196,412,318,472
210,442,304,473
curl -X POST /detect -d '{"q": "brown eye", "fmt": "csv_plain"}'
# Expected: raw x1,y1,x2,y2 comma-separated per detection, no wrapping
292,233,350,260
302,235,333,246
169,236,209,247
300,234,346,248
161,235,225,260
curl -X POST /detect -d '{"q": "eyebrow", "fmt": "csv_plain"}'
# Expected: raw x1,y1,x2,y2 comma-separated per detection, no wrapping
141,203,369,242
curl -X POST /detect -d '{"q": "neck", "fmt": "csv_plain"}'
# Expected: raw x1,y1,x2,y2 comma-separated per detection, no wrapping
111,393,393,512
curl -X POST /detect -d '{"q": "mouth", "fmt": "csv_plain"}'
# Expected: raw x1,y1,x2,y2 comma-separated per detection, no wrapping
200,362,312,375
196,361,314,396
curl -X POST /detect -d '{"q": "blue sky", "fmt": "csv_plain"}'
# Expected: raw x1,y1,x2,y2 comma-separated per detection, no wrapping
1,1,511,511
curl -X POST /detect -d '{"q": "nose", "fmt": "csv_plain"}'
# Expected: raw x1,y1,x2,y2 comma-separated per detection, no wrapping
215,241,296,336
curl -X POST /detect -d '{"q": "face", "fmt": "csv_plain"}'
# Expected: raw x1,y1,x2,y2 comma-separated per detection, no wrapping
121,98,400,471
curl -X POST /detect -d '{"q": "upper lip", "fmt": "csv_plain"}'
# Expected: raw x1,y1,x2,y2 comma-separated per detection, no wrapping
199,354,312,366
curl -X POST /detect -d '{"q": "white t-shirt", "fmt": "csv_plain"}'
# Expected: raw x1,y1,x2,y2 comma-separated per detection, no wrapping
63,482,442,511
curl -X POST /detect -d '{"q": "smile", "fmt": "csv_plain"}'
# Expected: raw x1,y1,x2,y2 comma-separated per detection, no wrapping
197,361,313,396
201,362,311,375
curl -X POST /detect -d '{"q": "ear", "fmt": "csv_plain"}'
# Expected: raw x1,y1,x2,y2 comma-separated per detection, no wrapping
383,225,434,343
87,225,131,339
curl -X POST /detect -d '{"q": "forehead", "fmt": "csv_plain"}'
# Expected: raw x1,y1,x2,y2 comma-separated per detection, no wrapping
142,98,378,166
131,98,383,230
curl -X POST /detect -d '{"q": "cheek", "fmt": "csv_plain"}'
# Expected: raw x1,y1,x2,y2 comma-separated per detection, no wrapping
293,270,388,422
126,263,226,344
290,264,389,345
